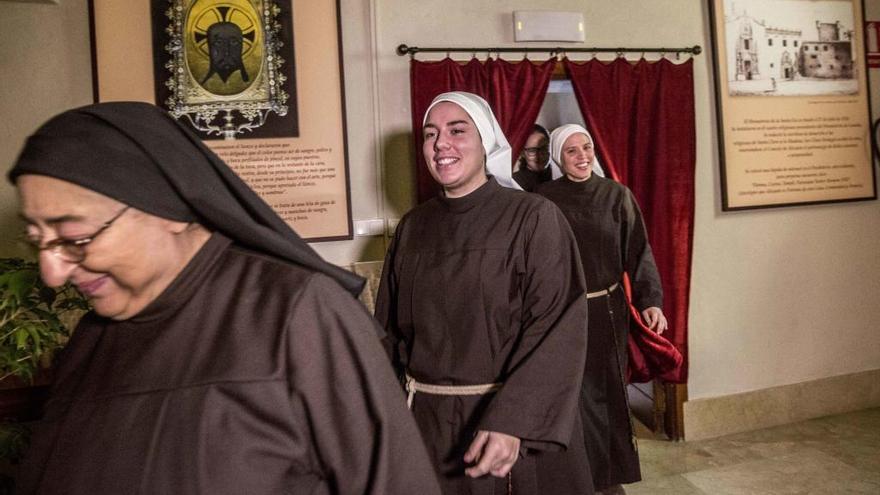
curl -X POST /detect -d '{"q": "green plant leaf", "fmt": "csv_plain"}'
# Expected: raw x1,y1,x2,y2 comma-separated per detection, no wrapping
0,257,88,382
7,270,37,302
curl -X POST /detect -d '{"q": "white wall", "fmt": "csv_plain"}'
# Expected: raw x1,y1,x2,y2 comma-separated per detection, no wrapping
1,0,878,409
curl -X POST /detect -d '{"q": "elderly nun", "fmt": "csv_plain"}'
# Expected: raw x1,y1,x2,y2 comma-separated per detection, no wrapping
375,92,594,495
8,102,441,495
537,124,667,495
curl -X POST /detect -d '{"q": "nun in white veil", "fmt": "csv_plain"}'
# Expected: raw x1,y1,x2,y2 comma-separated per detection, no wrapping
548,124,606,180
421,91,522,193
538,122,667,494
374,92,594,495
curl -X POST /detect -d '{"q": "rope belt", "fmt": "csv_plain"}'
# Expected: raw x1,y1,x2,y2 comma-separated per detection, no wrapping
586,281,620,299
405,373,512,493
404,373,502,409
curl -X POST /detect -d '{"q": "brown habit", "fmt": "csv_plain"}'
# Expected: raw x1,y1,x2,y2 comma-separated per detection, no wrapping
17,234,441,494
537,175,663,490
375,179,593,495
512,165,552,192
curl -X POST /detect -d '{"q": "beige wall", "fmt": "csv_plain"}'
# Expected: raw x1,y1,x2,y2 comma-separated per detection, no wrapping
0,0,93,259
1,1,878,413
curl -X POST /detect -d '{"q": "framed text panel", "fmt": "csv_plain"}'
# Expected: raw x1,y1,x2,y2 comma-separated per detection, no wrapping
708,0,876,210
90,0,353,240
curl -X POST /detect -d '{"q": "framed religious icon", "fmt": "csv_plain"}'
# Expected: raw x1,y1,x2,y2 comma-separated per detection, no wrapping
89,0,354,240
708,0,876,210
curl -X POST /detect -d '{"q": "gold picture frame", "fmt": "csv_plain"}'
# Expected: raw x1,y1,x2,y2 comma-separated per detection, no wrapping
161,0,292,139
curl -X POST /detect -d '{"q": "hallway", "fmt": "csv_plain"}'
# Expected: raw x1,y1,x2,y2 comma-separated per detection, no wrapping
629,408,880,494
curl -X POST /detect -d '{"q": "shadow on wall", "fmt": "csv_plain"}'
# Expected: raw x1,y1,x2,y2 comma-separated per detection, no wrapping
381,131,419,216
343,130,420,284
0,205,28,260
354,236,388,266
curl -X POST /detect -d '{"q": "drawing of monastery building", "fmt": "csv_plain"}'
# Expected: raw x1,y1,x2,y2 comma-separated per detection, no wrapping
725,6,802,82
799,21,855,79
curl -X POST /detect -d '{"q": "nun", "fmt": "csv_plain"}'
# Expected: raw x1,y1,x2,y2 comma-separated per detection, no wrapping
375,92,593,495
536,124,667,495
8,102,441,495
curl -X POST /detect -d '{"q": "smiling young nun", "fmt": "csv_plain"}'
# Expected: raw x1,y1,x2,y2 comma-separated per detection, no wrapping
536,124,668,495
375,92,595,495
7,102,440,495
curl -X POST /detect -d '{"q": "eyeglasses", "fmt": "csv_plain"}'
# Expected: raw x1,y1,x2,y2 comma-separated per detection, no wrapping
522,147,548,157
24,206,131,263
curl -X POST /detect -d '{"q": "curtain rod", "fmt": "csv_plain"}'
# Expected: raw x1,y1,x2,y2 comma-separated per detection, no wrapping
396,43,702,57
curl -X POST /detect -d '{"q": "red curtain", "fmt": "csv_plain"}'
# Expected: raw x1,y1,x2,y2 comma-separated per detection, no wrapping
410,57,556,202
565,57,695,383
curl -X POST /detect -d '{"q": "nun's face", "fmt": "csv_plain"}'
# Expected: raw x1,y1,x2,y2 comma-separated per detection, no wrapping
422,101,488,198
560,133,595,182
17,175,198,320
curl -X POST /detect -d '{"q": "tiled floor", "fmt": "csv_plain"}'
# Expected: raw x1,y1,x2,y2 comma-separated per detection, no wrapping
626,408,880,494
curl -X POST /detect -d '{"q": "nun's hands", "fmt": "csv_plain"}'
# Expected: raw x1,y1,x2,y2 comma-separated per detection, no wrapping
464,430,520,478
642,307,668,334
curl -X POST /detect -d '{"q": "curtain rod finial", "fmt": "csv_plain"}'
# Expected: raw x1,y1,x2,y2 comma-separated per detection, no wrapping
693,45,702,55
397,44,412,56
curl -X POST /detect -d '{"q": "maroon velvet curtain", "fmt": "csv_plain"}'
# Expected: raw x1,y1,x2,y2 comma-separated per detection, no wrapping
410,57,556,202
564,57,695,383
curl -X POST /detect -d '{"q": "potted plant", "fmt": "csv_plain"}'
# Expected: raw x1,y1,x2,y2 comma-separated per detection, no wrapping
0,257,87,383
0,257,88,486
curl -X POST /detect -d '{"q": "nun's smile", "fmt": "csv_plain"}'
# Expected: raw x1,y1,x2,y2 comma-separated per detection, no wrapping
560,133,596,182
17,175,202,320
422,101,488,198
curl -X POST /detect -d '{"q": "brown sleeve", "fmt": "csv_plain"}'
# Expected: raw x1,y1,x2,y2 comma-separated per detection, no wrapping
620,187,663,310
287,274,441,494
373,222,407,379
478,202,588,452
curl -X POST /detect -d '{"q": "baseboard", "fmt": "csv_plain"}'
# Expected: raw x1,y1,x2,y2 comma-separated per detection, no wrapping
683,368,880,441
